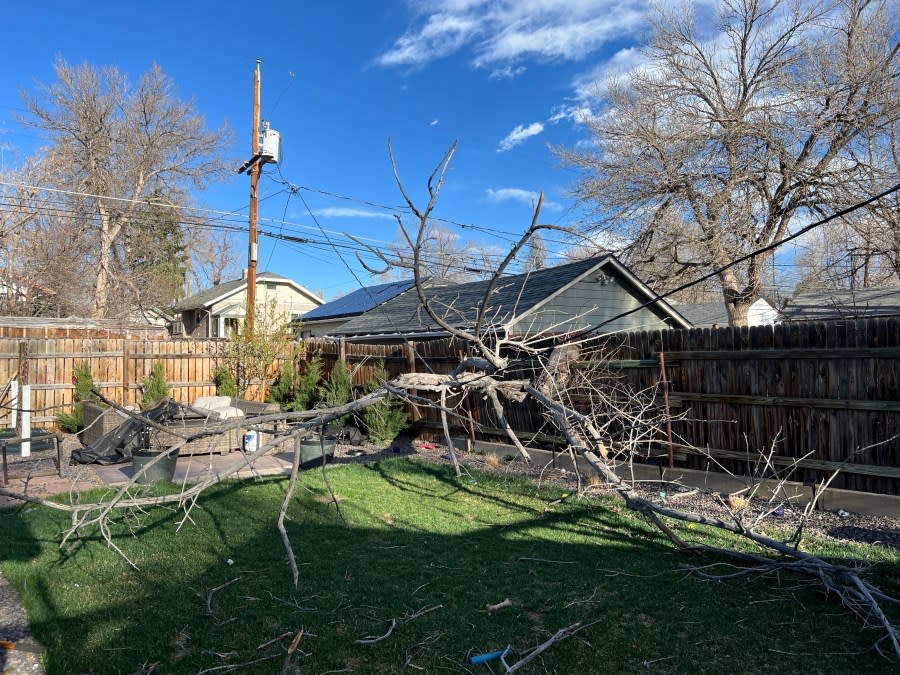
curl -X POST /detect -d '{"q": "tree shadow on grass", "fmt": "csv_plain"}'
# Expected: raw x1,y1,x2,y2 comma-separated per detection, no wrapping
0,461,895,674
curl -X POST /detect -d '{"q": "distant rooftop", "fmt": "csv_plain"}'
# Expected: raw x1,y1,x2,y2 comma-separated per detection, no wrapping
302,278,417,322
675,302,730,327
175,271,321,311
333,256,690,338
782,286,900,321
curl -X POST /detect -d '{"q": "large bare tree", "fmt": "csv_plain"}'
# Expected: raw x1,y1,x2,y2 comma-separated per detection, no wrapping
559,0,900,324
0,160,94,316
21,60,230,317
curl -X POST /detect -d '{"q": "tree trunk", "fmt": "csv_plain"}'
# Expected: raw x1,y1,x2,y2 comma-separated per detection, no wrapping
93,202,122,318
723,292,750,326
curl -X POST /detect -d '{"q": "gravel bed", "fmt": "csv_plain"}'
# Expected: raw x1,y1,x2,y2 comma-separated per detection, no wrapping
2,433,104,489
398,439,900,552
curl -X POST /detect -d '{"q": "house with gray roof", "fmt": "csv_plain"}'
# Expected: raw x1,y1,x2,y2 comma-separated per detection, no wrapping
297,278,417,338
675,298,778,328
781,286,900,322
174,271,323,338
331,255,691,342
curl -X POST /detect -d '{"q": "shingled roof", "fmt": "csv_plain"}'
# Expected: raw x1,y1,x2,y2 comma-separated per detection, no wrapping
302,278,416,322
333,255,689,338
782,286,900,321
175,271,321,311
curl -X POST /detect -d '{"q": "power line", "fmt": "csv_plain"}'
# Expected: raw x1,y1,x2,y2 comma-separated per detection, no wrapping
562,180,900,345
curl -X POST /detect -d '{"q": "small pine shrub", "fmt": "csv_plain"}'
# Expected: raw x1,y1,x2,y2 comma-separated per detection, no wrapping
362,362,407,445
214,366,239,398
268,361,296,408
141,361,169,410
294,356,323,411
319,359,352,427
57,361,94,432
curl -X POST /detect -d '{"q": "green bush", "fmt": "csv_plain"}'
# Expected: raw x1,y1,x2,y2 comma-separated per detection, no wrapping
141,361,169,410
362,361,407,445
295,356,323,411
57,361,93,432
214,366,239,398
268,361,296,408
319,359,352,427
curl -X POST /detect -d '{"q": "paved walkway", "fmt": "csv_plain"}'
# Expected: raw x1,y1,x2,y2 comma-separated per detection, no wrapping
90,450,298,486
0,451,299,508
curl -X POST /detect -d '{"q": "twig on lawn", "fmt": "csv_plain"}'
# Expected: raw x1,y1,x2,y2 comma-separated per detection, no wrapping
518,557,576,564
404,632,443,671
486,598,513,613
256,631,293,651
201,577,240,619
355,618,397,644
505,620,600,673
196,654,279,674
265,590,318,612
405,604,443,620
565,587,602,608
355,604,442,646
281,629,306,674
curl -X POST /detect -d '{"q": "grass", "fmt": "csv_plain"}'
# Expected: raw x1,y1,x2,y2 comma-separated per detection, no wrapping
0,458,898,674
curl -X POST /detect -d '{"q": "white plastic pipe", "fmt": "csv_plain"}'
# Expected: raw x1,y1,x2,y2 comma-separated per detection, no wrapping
9,379,17,428
21,384,31,457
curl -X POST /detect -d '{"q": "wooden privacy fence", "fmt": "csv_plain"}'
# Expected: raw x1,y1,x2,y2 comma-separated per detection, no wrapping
5,319,898,494
304,318,900,496
1,338,231,426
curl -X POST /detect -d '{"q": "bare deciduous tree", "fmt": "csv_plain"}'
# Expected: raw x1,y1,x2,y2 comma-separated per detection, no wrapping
21,59,231,317
372,224,502,281
559,0,900,325
187,226,241,290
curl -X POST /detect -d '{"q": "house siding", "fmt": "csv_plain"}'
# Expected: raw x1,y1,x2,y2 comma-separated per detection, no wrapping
299,317,350,338
510,275,670,335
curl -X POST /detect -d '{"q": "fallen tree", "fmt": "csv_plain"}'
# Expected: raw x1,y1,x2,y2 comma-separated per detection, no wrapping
2,142,898,664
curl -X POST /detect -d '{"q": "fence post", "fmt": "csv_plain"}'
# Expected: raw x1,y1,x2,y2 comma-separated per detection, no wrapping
658,351,674,469
405,342,420,422
122,339,130,406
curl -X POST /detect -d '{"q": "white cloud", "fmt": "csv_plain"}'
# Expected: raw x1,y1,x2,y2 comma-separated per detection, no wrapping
489,64,527,80
548,104,593,125
570,46,647,101
313,207,395,221
497,121,544,152
486,187,562,210
378,1,651,70
430,118,440,126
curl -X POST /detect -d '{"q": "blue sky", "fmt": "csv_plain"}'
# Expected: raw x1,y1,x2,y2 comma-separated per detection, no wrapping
0,1,666,299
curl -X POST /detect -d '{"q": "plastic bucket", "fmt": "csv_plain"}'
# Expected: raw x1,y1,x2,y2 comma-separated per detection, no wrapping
243,430,259,452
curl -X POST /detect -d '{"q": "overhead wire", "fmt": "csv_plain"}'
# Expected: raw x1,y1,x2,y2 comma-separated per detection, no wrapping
560,180,900,346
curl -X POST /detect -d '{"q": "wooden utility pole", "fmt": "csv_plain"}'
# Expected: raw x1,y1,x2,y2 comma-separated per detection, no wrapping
247,59,261,336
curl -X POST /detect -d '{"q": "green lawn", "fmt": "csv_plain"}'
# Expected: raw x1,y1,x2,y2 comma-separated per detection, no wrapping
1,458,898,674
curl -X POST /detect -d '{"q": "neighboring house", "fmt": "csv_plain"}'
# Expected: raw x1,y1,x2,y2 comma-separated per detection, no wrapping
175,271,323,338
126,306,177,332
676,298,778,328
781,286,900,322
331,255,691,342
297,278,417,338
0,270,58,316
